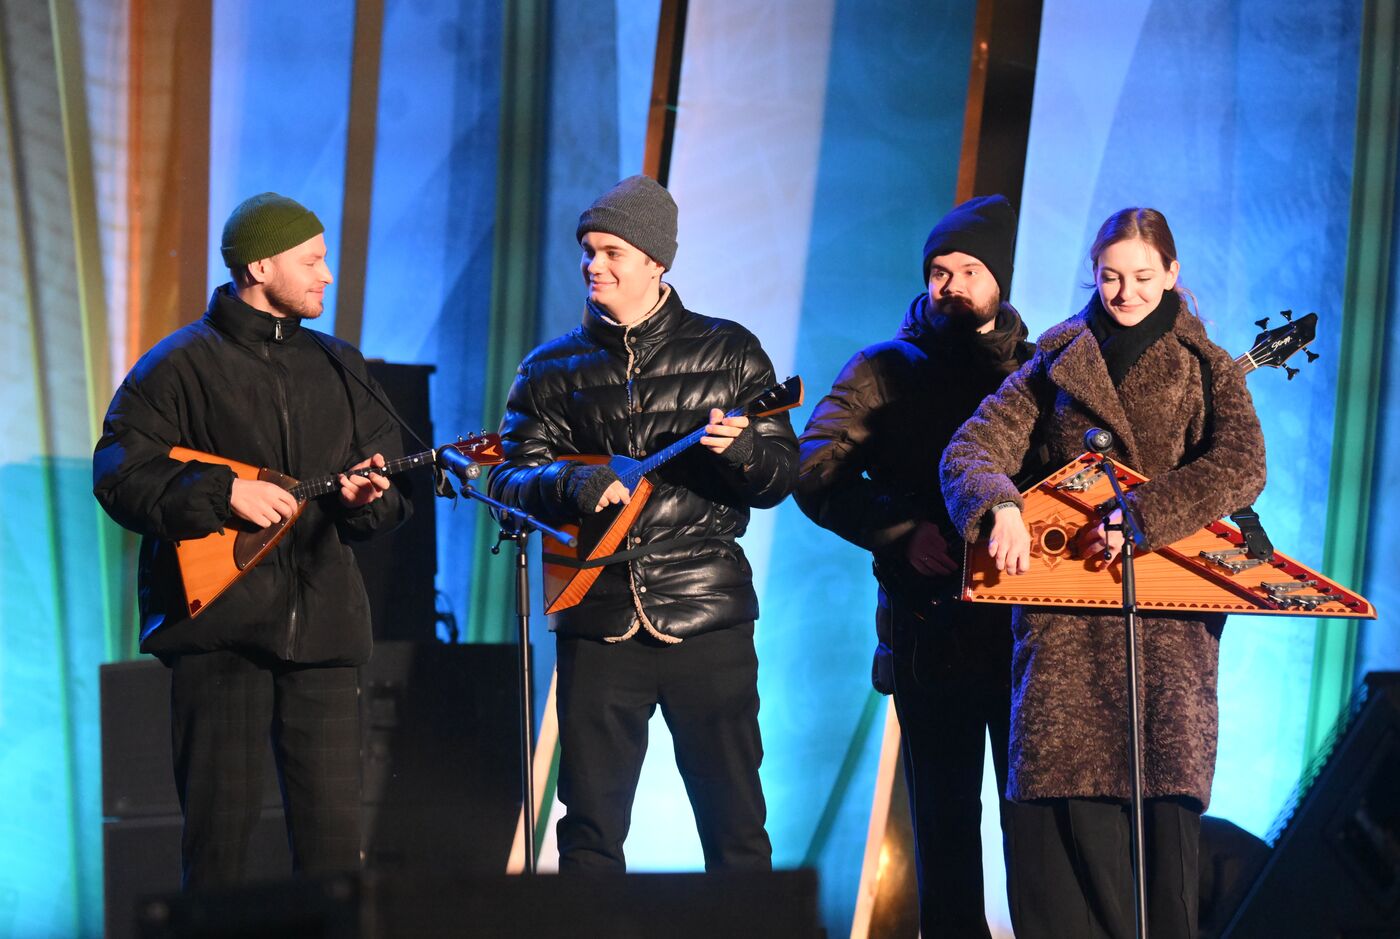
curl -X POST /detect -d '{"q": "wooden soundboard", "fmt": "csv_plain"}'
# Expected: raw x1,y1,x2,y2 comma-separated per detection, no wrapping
962,454,1374,618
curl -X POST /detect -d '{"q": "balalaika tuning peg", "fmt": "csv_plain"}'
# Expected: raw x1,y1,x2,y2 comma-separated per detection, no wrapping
1281,309,1294,321
1286,366,1299,380
1305,350,1319,363
1255,317,1270,331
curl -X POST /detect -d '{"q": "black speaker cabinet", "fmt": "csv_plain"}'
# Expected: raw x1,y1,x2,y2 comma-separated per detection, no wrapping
351,361,437,641
102,642,521,939
107,810,293,938
1224,672,1400,938
136,869,823,938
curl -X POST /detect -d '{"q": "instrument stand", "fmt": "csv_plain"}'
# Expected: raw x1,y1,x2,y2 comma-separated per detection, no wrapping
445,478,576,875
1094,452,1150,939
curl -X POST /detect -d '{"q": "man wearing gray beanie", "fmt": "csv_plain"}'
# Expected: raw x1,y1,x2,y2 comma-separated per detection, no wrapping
796,194,1034,937
490,175,798,872
95,192,410,888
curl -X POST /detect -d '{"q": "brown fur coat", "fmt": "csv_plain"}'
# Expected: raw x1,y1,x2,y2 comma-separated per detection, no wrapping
939,295,1266,808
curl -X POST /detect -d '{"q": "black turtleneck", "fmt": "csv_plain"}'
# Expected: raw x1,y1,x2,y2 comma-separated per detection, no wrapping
1088,289,1179,386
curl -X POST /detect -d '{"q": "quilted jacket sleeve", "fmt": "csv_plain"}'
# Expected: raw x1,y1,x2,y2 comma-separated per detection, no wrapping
712,334,798,509
92,353,235,541
795,348,918,551
487,364,577,522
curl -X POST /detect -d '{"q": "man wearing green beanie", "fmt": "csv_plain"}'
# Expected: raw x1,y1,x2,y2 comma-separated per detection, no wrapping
94,192,411,888
490,176,798,872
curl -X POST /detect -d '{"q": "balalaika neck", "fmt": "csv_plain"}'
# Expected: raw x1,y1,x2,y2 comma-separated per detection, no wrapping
289,450,435,501
616,404,748,488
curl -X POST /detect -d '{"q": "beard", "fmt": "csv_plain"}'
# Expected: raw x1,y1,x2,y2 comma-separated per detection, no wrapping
262,273,324,319
933,291,999,330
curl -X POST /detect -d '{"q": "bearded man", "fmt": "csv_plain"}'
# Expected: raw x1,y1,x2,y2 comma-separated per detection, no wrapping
795,196,1034,937
94,193,409,887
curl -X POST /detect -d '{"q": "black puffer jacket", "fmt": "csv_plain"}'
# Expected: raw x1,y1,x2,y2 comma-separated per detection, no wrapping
796,295,1034,666
93,285,410,665
797,294,1034,556
488,287,798,640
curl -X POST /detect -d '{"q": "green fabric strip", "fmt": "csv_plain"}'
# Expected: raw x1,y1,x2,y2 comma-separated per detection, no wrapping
1305,0,1398,765
802,689,883,867
535,736,560,858
468,0,549,642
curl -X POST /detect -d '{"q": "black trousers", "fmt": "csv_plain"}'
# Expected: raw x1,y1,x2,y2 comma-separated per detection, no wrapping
169,649,362,889
891,600,1018,939
1008,796,1201,939
554,623,771,872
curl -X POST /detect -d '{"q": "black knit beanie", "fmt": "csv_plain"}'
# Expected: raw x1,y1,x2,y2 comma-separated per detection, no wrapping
921,194,1017,297
221,192,324,267
576,175,678,269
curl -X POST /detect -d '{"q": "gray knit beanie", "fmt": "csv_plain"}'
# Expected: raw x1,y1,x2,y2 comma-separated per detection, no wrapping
576,175,678,269
221,192,324,267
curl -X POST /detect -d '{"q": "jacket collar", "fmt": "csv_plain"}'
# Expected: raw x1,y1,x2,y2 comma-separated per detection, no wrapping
582,284,686,358
1038,292,1206,466
896,292,1030,363
205,283,305,344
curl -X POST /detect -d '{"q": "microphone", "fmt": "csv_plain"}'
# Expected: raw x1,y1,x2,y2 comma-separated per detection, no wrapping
436,445,483,481
1084,427,1113,454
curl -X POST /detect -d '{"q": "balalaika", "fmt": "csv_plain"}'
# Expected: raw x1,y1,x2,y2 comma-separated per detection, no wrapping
168,433,502,617
540,376,804,614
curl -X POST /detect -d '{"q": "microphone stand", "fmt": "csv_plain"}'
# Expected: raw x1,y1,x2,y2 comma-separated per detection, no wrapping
437,456,576,875
1086,432,1150,939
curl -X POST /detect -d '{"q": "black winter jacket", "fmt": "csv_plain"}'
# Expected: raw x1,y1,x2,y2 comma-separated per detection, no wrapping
795,295,1033,656
798,295,1033,553
488,287,798,641
93,285,410,664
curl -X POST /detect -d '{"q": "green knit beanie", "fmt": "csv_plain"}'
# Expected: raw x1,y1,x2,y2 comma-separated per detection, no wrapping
220,192,324,267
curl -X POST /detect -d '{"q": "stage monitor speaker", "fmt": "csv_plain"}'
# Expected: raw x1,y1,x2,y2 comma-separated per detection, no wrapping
136,872,362,939
351,361,438,641
359,641,520,873
1223,671,1400,938
107,810,292,939
136,869,823,938
103,642,521,939
101,659,281,819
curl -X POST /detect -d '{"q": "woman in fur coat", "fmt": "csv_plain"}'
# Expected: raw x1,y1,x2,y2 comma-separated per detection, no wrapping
939,208,1267,939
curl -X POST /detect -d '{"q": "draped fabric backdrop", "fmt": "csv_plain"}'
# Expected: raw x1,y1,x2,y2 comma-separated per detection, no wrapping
0,1,1394,936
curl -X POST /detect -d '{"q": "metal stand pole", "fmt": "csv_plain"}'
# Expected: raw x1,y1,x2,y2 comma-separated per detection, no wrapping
442,474,575,877
1086,429,1150,939
1117,528,1149,939
496,528,536,874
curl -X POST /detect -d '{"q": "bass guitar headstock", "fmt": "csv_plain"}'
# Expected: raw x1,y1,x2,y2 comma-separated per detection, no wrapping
444,431,505,466
746,375,804,417
1244,310,1319,379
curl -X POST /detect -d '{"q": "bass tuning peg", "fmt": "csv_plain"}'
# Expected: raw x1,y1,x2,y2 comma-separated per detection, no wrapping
1255,317,1270,331
1305,350,1319,363
1281,309,1294,321
1286,366,1299,380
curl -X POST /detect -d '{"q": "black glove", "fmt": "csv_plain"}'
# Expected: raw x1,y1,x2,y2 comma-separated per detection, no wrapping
562,463,621,515
716,424,756,467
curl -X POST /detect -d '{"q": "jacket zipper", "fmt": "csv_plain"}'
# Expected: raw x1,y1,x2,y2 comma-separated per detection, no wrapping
265,331,299,659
